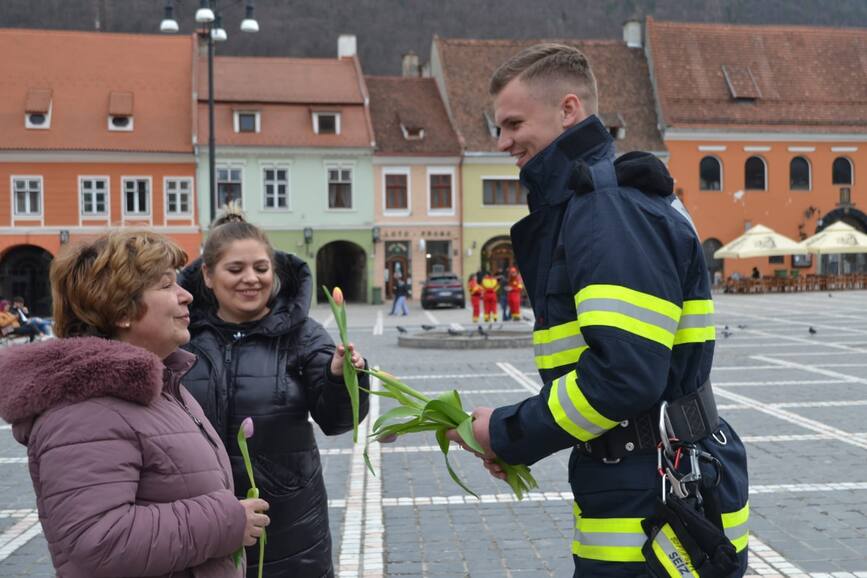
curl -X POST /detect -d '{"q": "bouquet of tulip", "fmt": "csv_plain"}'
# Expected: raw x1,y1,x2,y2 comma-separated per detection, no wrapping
323,286,361,443
362,368,539,500
235,417,266,578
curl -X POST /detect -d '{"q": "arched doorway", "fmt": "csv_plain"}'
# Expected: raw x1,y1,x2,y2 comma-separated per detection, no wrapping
384,241,410,299
481,235,514,276
702,238,724,284
0,245,54,317
816,208,867,274
316,241,367,303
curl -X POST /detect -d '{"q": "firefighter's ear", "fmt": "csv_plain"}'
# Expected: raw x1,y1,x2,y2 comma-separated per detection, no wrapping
560,93,587,129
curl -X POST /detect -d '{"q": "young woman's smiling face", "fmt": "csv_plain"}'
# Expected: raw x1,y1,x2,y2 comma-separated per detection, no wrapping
204,238,274,324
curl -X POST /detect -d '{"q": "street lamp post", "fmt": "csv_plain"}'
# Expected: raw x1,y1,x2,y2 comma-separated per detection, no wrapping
160,0,258,225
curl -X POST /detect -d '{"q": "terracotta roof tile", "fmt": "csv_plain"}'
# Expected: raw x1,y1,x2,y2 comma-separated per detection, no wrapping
199,103,373,148
647,18,867,131
202,56,365,104
0,29,195,153
366,76,461,155
434,37,666,154
199,55,374,148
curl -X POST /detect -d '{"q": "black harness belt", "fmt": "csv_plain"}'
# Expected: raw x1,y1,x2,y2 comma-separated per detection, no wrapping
576,380,720,461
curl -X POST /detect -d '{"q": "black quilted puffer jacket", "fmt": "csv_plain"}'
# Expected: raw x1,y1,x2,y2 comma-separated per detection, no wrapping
180,252,369,578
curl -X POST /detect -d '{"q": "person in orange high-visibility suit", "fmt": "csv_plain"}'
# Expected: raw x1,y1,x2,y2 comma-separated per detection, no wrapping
480,273,500,322
468,273,483,323
506,267,524,321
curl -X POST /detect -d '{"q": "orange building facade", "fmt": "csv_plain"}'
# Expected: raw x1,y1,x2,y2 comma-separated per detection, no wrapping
0,30,199,314
670,138,862,277
646,18,866,280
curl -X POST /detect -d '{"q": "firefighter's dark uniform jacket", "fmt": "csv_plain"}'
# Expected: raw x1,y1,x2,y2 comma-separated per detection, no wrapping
489,116,749,577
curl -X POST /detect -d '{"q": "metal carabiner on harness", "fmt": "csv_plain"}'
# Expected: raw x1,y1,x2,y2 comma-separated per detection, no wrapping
657,401,704,503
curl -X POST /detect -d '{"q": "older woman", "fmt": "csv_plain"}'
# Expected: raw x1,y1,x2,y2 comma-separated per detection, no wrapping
0,231,269,578
179,208,368,578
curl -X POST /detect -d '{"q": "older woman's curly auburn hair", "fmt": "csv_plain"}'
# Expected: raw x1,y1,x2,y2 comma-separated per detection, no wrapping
50,231,188,338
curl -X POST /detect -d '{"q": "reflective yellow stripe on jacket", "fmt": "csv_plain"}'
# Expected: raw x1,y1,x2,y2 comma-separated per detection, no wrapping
674,300,715,345
571,502,750,563
575,285,682,349
534,321,588,370
547,370,618,441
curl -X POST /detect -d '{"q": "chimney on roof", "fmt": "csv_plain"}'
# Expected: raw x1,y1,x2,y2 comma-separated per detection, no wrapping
622,19,642,49
402,51,420,77
338,34,357,58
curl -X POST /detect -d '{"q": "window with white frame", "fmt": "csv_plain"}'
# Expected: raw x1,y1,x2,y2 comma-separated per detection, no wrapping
234,111,260,133
833,157,853,186
217,166,243,208
483,178,526,205
80,177,108,216
327,166,353,209
165,178,193,216
744,156,767,191
12,177,42,216
789,157,811,191
314,112,340,135
384,170,409,212
108,115,134,132
699,156,722,191
262,167,289,210
429,171,453,211
123,178,150,216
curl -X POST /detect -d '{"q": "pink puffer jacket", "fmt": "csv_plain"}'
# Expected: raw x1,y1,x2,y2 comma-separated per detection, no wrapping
0,337,247,578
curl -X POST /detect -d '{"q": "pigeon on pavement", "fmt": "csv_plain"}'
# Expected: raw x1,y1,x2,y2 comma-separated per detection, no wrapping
447,328,463,336
808,326,817,335
737,324,747,329
421,324,436,331
722,330,733,338
396,326,408,334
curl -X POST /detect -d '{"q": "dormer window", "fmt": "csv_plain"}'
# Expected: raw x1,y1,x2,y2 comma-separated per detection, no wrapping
233,110,260,133
108,91,134,132
600,112,626,140
721,65,761,102
313,112,340,135
109,115,133,131
398,112,424,141
25,88,52,130
401,125,425,140
483,110,500,139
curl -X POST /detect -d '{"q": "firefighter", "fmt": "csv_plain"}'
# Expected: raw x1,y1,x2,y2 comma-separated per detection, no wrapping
506,267,523,321
448,44,749,577
468,272,483,323
480,273,500,322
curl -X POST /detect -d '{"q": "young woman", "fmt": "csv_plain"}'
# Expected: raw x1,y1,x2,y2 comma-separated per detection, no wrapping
179,209,369,578
0,231,269,577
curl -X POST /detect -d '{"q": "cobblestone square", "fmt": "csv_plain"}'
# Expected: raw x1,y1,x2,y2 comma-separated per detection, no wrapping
2,291,867,577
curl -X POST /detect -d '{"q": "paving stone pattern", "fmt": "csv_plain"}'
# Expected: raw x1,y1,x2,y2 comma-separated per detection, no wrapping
2,292,867,576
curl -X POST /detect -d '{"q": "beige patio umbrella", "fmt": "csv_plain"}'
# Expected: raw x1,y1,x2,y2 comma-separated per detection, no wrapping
713,224,807,259
797,221,867,255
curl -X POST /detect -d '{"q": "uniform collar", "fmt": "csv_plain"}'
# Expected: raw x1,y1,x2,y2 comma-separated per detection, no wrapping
519,115,615,209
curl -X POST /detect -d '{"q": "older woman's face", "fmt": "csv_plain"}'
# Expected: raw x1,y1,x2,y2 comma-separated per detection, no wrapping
204,238,274,324
118,269,193,359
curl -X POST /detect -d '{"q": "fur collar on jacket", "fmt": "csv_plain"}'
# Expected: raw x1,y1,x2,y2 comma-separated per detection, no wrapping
0,337,165,426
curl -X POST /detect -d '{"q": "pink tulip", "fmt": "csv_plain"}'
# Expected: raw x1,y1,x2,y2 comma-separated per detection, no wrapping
241,417,254,439
332,287,344,306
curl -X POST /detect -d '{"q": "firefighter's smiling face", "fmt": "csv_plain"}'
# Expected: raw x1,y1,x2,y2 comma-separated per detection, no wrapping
494,77,588,168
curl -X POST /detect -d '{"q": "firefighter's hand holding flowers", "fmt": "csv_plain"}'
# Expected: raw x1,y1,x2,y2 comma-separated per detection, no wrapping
446,407,508,481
